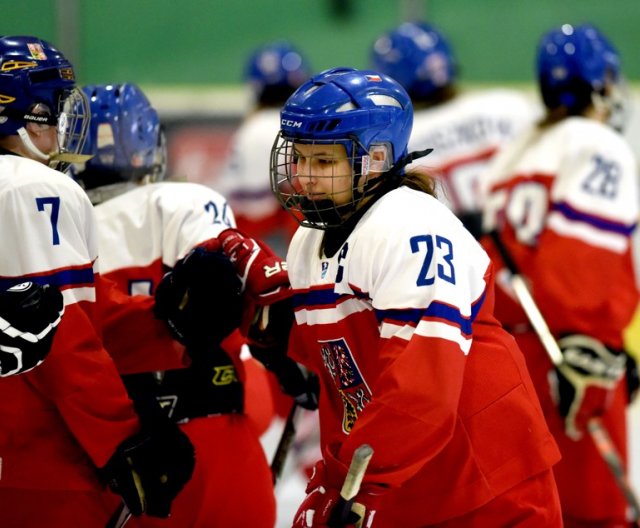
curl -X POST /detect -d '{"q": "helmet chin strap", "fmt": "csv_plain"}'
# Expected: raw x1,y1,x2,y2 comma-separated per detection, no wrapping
17,127,52,163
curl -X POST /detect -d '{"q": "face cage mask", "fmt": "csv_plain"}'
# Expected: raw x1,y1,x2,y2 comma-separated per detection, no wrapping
270,133,394,230
51,87,91,172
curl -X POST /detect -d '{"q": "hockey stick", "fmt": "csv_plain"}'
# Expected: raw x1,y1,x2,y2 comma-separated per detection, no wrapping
327,444,375,528
271,401,300,485
105,502,131,528
489,229,640,522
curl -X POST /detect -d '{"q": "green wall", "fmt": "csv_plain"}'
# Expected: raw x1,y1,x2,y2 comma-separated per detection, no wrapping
4,1,640,86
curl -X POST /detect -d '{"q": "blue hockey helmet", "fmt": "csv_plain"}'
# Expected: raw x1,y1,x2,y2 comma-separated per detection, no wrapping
0,35,89,168
371,21,456,101
536,24,622,115
74,83,166,201
245,41,310,106
271,67,414,228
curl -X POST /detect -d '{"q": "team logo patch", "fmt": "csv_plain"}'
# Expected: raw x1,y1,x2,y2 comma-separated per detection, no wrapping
27,43,47,60
157,395,178,419
321,261,329,279
320,338,371,433
59,67,75,80
211,364,238,385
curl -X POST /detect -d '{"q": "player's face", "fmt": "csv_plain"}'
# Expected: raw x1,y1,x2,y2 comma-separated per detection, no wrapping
294,143,353,206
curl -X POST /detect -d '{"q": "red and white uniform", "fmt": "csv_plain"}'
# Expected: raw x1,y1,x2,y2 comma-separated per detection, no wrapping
94,181,276,528
216,108,298,253
409,89,539,216
0,154,183,526
481,117,640,526
287,185,561,526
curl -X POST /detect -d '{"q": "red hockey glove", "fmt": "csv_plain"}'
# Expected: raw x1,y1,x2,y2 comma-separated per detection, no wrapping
200,229,290,305
550,334,626,440
292,460,383,528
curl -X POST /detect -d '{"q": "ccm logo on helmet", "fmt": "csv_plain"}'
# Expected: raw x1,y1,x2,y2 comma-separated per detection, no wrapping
281,119,302,128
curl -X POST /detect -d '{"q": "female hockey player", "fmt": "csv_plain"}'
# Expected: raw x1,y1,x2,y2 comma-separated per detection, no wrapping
481,24,640,527
269,67,562,527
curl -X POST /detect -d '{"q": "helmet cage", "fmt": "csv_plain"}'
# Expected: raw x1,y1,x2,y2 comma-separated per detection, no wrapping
270,132,392,229
53,87,90,170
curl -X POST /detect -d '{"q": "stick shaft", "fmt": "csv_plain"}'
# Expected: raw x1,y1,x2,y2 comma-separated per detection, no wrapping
270,402,299,485
327,444,374,528
105,503,131,528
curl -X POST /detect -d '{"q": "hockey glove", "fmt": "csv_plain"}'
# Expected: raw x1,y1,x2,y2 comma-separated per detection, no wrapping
99,397,195,518
293,459,384,528
248,298,319,410
549,334,627,440
154,246,243,348
0,282,64,376
203,228,291,305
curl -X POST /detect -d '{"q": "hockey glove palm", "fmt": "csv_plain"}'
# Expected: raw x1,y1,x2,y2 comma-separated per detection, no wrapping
154,247,243,348
293,460,383,528
99,399,195,518
550,334,626,440
0,282,64,376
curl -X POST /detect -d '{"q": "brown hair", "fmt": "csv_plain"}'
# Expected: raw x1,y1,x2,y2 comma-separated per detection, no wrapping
401,168,438,198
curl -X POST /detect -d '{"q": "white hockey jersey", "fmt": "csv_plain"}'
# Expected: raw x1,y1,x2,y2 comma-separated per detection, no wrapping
408,89,540,215
95,181,236,293
481,116,639,346
285,185,559,523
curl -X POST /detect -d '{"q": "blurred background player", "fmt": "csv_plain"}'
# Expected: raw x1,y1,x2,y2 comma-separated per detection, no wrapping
0,36,195,526
74,82,275,527
215,42,317,451
371,21,540,238
216,41,311,257
480,23,639,527
271,66,562,527
75,82,318,526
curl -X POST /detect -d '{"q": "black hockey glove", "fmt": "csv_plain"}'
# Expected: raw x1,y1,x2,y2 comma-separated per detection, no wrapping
549,334,626,440
248,298,319,411
0,282,64,376
99,397,195,518
154,246,243,348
